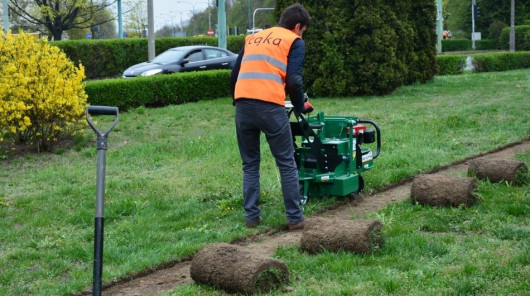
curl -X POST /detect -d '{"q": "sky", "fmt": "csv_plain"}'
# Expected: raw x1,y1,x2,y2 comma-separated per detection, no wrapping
121,0,212,30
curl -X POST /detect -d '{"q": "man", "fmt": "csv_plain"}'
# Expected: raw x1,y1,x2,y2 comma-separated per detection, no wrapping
230,3,313,230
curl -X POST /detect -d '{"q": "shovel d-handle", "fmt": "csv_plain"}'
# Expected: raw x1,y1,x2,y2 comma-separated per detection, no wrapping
86,106,119,140
85,105,119,296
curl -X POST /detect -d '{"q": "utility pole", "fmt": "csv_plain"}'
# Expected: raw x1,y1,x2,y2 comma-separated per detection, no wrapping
471,0,476,50
436,0,443,53
2,0,9,34
218,0,226,49
117,0,123,38
248,0,252,30
147,0,155,60
509,0,515,52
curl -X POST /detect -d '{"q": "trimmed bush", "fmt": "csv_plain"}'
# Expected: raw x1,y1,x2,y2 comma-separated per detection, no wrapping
472,52,530,73
84,70,231,111
52,36,245,80
441,39,499,52
475,39,500,50
436,55,467,75
442,39,472,52
436,51,530,76
499,25,530,51
0,31,87,152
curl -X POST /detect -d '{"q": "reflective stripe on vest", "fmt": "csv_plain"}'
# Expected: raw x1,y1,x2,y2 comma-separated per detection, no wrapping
234,27,299,106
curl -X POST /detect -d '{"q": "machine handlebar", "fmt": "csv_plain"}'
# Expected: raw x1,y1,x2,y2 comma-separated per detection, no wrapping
358,119,381,159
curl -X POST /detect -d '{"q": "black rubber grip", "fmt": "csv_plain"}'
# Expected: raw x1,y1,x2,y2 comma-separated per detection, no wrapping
87,106,119,116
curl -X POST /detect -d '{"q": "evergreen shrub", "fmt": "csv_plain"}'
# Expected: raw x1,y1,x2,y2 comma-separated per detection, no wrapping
275,0,437,96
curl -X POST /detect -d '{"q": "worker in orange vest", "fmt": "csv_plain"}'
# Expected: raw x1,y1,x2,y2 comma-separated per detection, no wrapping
230,3,312,231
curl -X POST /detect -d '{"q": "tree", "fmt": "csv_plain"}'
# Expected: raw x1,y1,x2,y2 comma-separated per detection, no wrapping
67,7,117,39
123,0,146,38
274,0,436,97
445,0,529,39
186,0,277,36
8,0,117,40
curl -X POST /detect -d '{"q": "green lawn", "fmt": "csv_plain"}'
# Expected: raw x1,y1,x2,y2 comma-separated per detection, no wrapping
1,69,529,295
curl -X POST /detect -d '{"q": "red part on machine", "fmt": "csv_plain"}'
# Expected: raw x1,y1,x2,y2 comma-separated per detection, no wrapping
347,124,366,136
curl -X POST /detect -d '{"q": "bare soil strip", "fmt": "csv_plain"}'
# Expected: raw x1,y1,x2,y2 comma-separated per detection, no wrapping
80,140,529,296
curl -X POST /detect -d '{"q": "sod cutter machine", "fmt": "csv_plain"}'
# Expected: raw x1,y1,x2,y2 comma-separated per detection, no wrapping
287,99,381,205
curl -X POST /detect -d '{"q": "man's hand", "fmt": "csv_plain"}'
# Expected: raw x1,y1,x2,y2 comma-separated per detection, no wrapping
302,102,314,114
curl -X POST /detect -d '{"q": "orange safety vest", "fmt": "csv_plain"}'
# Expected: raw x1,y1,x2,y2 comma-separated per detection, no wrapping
234,27,300,106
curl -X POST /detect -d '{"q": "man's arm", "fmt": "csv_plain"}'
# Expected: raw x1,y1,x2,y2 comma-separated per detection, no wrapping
285,39,306,113
230,47,245,105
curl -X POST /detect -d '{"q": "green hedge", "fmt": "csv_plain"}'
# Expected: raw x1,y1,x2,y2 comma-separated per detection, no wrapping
473,51,530,72
83,52,529,110
436,55,467,75
436,51,530,75
475,39,500,50
441,39,500,52
499,25,530,51
442,39,472,51
51,36,245,80
84,70,231,110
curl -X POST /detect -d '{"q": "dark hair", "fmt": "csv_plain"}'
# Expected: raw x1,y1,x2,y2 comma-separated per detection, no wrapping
278,3,311,30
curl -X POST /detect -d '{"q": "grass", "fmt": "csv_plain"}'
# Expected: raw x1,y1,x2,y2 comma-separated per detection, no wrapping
166,153,530,296
1,69,529,295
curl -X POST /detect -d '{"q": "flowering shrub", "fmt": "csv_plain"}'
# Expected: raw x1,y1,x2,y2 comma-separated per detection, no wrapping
0,30,87,152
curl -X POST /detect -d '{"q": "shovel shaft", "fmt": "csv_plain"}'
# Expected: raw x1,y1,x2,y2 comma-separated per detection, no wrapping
92,217,104,296
95,148,107,218
87,105,118,296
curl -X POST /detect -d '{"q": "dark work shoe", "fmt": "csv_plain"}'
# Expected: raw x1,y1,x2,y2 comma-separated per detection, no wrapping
245,217,262,228
288,218,305,231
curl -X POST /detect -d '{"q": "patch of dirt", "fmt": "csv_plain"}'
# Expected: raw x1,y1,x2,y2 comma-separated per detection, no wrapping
0,137,76,162
76,140,530,296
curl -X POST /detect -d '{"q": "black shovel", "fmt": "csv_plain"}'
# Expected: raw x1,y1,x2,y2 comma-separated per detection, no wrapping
86,106,119,296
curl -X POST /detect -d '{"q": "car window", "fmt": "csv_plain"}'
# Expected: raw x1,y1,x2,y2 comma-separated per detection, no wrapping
204,49,228,60
151,49,186,64
186,51,204,62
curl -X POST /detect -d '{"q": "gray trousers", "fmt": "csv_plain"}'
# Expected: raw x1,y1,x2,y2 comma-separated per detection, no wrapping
235,99,304,225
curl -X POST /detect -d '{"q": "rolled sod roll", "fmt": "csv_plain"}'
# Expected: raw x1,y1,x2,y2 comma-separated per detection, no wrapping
190,243,289,294
300,217,383,254
468,158,528,185
411,174,477,207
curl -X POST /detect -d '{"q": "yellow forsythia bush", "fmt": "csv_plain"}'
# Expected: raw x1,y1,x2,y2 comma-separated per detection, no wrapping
0,30,87,152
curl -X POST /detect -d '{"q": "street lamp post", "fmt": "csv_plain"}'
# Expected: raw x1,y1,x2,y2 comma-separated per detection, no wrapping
161,12,178,37
2,0,9,33
176,1,211,30
253,8,274,33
